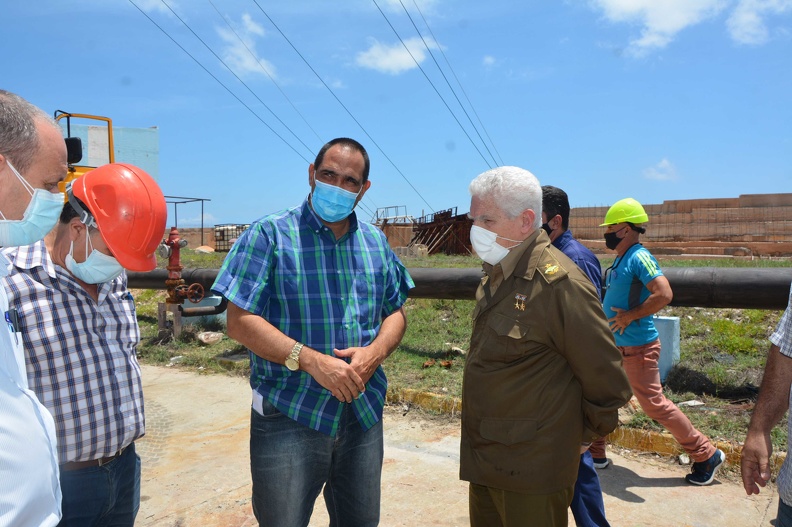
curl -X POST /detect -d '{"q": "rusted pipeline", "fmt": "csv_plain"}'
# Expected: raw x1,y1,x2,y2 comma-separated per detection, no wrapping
126,267,792,310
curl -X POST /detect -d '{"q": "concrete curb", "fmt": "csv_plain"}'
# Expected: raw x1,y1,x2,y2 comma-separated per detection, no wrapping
386,388,787,472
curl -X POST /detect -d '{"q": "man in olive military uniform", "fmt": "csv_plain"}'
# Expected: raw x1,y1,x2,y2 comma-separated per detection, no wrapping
462,166,632,527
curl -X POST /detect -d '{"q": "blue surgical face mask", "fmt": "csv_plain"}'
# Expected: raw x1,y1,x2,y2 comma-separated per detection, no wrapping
0,160,65,247
310,179,361,223
65,231,124,284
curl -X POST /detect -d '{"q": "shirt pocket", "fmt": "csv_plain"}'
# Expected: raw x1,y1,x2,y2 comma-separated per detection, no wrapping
488,312,529,340
480,417,537,446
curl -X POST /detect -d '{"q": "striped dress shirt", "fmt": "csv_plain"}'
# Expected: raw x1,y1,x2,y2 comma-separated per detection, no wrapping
1,241,145,463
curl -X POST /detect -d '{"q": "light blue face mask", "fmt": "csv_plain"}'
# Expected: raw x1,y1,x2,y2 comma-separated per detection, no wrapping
0,161,65,247
64,232,124,284
310,179,361,223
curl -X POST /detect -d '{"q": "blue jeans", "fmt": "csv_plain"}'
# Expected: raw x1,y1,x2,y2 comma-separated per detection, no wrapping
779,497,792,527
250,399,384,527
58,442,141,527
570,451,610,527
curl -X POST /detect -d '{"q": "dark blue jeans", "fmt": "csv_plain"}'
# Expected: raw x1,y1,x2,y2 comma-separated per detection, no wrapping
58,442,141,527
779,497,792,527
570,451,610,527
250,399,383,527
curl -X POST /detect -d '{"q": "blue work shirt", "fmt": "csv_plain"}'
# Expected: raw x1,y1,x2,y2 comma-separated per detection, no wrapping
602,243,662,346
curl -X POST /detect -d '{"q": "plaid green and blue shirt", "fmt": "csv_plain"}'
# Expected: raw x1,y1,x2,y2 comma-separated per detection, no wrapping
212,198,413,436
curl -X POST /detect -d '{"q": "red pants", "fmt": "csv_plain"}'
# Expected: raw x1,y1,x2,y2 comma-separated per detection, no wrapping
613,339,715,463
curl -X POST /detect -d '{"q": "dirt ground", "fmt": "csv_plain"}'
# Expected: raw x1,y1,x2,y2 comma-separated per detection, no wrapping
136,364,780,527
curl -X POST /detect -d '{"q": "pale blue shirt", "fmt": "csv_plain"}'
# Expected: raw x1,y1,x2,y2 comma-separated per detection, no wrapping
0,252,61,526
771,283,792,506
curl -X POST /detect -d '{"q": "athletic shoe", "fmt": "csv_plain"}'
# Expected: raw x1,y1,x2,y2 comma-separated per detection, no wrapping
592,457,610,469
685,449,726,486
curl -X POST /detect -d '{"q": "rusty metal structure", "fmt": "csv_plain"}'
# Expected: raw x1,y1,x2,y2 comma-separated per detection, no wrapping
408,207,472,256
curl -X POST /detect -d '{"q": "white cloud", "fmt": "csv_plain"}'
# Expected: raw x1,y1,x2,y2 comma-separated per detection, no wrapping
727,0,792,45
482,55,496,67
643,158,678,181
217,14,277,78
590,0,727,56
355,37,439,75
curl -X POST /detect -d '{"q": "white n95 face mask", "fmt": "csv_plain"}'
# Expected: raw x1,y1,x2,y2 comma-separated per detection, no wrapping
469,225,521,266
0,161,65,247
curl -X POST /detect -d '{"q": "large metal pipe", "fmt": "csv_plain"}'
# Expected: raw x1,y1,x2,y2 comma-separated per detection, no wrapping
127,267,792,310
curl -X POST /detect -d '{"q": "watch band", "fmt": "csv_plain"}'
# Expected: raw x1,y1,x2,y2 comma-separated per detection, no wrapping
285,341,304,371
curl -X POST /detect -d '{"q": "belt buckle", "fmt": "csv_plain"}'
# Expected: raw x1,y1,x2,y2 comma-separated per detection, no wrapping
97,446,126,467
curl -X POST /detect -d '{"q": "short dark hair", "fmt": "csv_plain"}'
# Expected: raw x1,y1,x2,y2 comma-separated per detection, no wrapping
314,138,370,183
541,185,570,230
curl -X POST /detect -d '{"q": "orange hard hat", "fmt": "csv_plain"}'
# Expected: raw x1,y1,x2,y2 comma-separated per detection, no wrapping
69,163,167,272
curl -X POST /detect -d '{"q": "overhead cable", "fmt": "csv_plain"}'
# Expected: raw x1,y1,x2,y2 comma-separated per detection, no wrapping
251,0,438,214
207,0,324,144
409,0,504,166
127,0,310,163
372,0,493,169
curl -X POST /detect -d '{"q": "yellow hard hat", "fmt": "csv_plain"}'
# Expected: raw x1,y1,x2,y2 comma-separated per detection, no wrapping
600,198,649,226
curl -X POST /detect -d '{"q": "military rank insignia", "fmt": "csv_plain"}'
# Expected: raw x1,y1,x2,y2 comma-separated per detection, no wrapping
544,264,559,275
514,293,527,311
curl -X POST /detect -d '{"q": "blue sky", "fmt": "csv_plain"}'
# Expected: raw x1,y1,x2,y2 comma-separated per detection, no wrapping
3,0,791,227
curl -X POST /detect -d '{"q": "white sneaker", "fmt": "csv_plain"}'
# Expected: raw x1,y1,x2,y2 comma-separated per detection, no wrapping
592,457,610,469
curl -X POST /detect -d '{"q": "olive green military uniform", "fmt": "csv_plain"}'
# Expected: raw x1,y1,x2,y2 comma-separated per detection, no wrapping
461,230,632,527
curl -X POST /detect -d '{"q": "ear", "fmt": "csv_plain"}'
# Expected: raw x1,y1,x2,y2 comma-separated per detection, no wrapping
355,179,372,204
68,217,86,242
308,163,316,187
521,209,536,234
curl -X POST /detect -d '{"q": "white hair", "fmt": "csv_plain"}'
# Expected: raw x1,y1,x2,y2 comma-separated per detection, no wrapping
469,166,542,229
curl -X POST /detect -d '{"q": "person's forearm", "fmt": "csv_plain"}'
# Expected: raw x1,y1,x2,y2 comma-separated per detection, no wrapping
368,307,407,362
226,301,298,364
749,345,792,433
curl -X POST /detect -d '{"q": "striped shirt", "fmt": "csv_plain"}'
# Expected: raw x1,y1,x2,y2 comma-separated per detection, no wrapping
772,283,792,505
1,241,145,463
602,243,663,346
212,199,413,436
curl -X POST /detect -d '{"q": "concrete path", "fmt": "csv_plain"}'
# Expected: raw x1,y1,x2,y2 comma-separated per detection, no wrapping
136,365,779,527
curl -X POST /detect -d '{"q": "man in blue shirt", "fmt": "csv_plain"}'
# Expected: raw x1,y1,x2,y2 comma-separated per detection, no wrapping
213,137,414,526
542,185,610,527
601,198,724,486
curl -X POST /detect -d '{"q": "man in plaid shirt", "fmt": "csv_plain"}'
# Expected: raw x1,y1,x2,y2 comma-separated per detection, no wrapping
742,283,792,526
2,163,166,526
213,137,413,527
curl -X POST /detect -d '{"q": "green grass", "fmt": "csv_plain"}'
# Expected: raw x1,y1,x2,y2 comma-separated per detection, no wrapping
135,250,788,449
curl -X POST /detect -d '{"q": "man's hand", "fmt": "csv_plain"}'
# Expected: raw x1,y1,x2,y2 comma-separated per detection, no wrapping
334,345,383,387
302,351,366,403
741,430,773,495
608,307,632,335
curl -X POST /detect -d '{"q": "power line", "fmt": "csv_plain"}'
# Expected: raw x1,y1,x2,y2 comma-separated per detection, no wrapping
409,0,504,166
396,0,498,167
251,0,438,214
371,0,493,169
207,0,324,144
127,0,310,163
157,0,315,159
